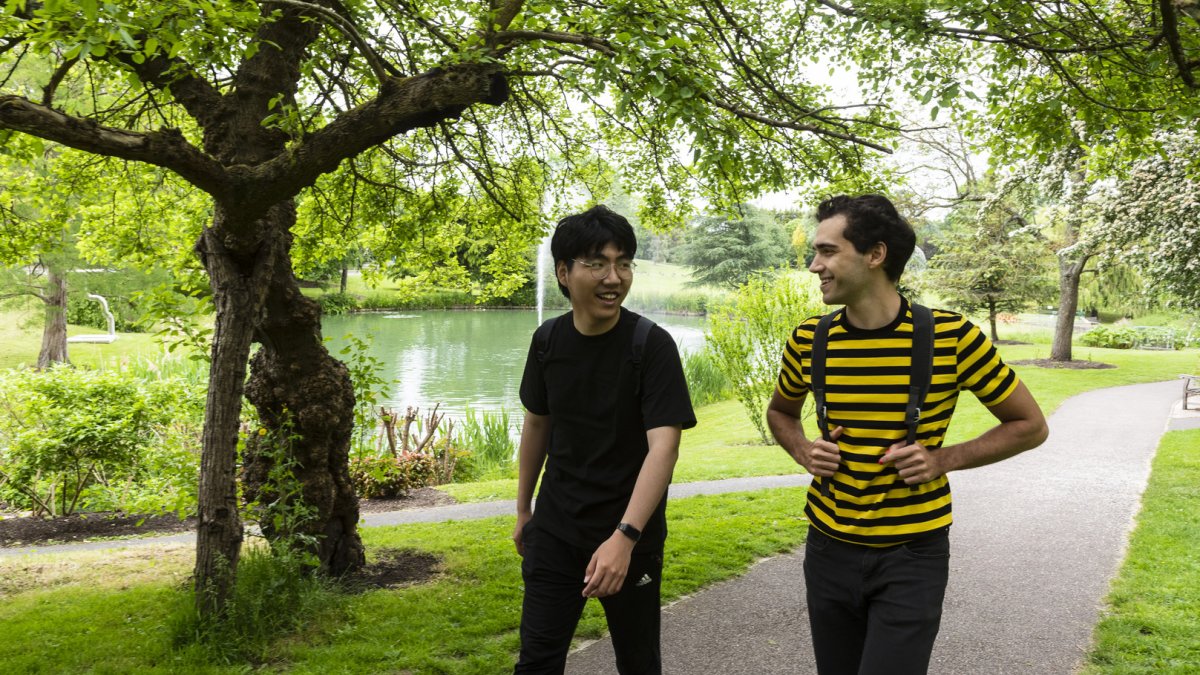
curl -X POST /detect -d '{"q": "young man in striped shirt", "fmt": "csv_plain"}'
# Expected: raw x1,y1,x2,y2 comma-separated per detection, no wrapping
767,194,1049,675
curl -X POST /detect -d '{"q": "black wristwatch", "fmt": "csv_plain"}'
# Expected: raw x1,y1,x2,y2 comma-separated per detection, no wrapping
616,522,642,542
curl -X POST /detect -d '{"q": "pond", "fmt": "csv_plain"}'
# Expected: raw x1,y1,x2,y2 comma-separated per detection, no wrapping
322,309,708,422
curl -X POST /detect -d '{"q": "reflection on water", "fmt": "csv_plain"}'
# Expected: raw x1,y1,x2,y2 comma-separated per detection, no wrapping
322,309,707,421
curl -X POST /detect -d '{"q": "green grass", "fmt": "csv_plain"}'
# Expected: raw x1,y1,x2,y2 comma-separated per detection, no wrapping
0,308,167,370
0,488,809,673
1084,429,1200,674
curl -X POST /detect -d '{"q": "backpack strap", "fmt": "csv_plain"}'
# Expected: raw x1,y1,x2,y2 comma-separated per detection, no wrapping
906,303,934,446
809,310,839,497
903,303,934,490
534,314,561,365
631,315,655,396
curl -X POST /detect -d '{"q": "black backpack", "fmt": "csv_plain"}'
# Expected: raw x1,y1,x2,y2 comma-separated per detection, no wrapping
808,304,934,496
534,314,656,396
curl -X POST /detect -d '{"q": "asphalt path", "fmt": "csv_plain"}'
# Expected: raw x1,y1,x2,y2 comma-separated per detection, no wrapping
566,379,1187,674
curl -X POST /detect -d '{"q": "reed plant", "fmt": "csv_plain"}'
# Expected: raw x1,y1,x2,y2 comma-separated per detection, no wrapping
682,348,731,407
457,406,517,480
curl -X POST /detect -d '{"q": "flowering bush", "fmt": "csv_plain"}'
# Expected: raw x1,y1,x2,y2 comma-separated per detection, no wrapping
348,453,438,498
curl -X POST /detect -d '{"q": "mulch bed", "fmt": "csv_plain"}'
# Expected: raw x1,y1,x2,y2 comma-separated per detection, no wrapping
0,487,459,548
1010,358,1116,370
341,547,442,591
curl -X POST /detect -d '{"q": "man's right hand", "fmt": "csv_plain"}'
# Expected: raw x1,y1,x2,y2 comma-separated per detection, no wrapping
793,425,844,477
513,511,532,557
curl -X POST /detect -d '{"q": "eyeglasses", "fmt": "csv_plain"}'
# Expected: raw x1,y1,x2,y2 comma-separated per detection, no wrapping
572,259,637,279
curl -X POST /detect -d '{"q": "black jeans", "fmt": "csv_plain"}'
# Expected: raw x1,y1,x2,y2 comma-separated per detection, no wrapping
803,526,950,675
514,523,664,675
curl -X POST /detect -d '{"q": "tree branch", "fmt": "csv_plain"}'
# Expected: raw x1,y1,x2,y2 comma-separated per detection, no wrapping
489,30,616,55
1159,0,1199,87
0,95,229,196
261,0,395,83
222,63,509,213
41,56,79,107
490,0,526,32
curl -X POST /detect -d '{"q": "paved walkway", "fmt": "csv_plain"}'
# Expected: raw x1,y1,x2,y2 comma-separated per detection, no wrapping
567,379,1190,674
3,379,1196,674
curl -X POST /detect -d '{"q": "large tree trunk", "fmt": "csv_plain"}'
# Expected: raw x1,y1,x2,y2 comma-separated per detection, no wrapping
192,206,283,615
1051,149,1092,363
1050,255,1089,361
242,202,364,575
36,268,69,368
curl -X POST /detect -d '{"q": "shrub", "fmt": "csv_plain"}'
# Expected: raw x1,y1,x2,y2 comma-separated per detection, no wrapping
0,365,204,516
317,292,360,315
349,453,438,498
705,271,823,442
1080,325,1137,349
1078,325,1185,350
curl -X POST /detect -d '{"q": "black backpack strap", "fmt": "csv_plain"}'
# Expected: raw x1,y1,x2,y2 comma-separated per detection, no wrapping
631,315,655,396
534,315,561,365
809,310,839,497
904,303,934,490
906,304,934,446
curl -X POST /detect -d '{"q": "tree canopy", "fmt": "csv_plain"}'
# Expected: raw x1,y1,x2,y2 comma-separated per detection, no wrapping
679,207,793,288
0,0,921,614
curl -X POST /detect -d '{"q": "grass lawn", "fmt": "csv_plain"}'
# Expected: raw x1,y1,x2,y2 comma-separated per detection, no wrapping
1083,429,1200,674
0,308,166,370
0,488,808,673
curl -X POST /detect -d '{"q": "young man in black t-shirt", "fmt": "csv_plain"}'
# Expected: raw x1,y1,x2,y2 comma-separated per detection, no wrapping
513,205,696,675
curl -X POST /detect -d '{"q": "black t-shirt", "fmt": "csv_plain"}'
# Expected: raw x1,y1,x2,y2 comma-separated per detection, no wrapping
519,307,697,550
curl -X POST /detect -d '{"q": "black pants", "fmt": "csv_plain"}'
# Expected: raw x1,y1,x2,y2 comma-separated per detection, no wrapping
803,526,950,675
514,523,664,675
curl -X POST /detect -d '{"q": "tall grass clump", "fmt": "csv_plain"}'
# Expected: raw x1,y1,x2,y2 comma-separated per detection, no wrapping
170,544,345,665
458,406,517,480
682,348,731,407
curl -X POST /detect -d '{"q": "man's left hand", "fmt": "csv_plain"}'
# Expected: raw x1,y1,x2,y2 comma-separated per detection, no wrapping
880,441,944,485
582,532,635,598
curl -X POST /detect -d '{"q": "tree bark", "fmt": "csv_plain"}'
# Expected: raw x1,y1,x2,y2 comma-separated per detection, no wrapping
340,264,348,294
192,205,283,615
36,267,69,368
1050,255,1089,361
242,202,364,575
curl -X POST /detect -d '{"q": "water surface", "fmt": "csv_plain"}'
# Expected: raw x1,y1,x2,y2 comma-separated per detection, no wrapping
322,309,707,421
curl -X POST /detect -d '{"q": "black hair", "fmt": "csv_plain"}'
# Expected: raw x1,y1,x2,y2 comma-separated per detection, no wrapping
550,205,638,298
815,194,915,282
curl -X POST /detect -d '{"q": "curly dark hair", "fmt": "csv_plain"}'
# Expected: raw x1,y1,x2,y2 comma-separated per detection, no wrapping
816,194,916,282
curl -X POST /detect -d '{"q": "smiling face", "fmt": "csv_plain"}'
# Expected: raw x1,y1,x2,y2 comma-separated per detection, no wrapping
557,242,632,335
808,214,885,307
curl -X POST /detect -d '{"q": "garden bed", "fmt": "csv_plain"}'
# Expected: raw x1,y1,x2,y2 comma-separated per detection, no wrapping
0,487,457,548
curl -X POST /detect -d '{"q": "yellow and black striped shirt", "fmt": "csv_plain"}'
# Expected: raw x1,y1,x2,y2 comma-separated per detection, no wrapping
775,298,1019,546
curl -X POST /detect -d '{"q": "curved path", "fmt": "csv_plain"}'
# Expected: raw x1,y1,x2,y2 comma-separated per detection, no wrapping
567,379,1192,674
